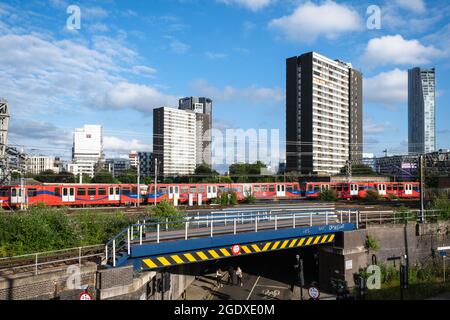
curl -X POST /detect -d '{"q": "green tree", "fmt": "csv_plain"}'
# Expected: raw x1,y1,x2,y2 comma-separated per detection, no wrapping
194,165,219,182
339,164,377,176
318,189,337,201
35,169,58,183
118,168,137,184
229,161,269,183
91,170,117,184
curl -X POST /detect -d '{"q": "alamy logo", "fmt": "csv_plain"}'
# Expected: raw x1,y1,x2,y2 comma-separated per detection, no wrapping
366,5,381,30
66,5,81,30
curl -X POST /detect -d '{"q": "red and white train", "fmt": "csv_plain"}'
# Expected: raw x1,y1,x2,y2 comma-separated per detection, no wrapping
0,181,419,209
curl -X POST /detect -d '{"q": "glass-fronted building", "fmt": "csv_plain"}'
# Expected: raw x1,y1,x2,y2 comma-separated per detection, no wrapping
408,67,436,154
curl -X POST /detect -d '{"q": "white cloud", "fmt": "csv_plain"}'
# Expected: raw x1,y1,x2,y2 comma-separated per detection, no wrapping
104,136,151,153
363,35,445,66
100,82,178,112
394,0,426,13
191,79,283,104
364,69,407,105
365,118,395,135
269,1,362,43
217,0,274,11
169,39,190,54
205,51,228,59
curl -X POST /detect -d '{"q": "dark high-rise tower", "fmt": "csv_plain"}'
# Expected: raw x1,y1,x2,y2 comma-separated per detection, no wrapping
408,67,436,154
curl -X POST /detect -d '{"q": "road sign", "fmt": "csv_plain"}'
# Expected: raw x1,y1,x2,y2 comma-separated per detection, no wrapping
79,292,93,300
440,251,447,258
437,246,450,252
308,286,320,300
231,244,241,255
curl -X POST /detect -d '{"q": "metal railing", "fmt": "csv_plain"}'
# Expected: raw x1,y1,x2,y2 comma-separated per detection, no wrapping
359,209,442,227
0,244,104,276
105,209,360,267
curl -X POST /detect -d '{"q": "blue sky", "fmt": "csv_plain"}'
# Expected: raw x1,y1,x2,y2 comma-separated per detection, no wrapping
0,0,449,169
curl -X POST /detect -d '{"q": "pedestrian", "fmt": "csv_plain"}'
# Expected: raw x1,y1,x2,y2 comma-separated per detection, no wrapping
236,266,243,287
216,268,223,288
227,266,235,286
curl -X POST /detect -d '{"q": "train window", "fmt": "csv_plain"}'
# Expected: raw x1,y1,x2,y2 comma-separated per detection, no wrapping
336,185,342,191
399,185,404,191
77,188,86,196
132,187,138,194
269,185,275,192
261,185,268,192
55,188,60,196
159,187,167,194
88,188,96,196
393,185,398,191
190,186,197,193
254,186,260,192
293,185,299,191
198,186,205,193
219,186,226,192
359,185,365,191
28,189,37,197
11,189,16,197
0,188,8,197
287,186,293,192
69,188,75,196
122,187,131,195
115,188,120,195
387,185,392,191
181,186,189,194
63,188,68,196
98,188,106,196
314,186,320,192
343,185,349,191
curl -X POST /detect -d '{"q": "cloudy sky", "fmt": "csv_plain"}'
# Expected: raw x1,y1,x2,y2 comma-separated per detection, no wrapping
0,0,449,167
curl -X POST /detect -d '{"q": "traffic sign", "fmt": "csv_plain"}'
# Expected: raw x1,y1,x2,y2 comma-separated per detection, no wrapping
79,292,93,300
308,286,320,300
440,251,447,258
231,244,241,255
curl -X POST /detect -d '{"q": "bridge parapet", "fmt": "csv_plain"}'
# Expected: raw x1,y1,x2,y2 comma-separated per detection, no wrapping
105,209,360,268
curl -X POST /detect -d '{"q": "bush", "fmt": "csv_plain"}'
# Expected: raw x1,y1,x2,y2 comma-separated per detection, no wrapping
394,206,414,224
318,189,337,201
365,235,379,251
243,190,256,204
431,197,450,221
365,190,382,201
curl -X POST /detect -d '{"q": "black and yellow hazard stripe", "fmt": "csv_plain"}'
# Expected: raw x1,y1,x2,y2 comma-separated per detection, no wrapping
142,233,335,270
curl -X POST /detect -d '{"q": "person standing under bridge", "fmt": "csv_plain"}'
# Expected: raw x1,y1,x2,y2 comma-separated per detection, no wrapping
236,266,243,287
227,266,235,286
216,268,223,288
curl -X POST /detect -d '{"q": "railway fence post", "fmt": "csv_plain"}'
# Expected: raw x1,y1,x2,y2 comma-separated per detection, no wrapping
348,210,351,223
79,247,82,267
255,214,258,232
105,245,108,264
210,218,214,238
131,226,134,241
185,221,189,240
140,225,143,245
234,218,237,235
127,228,131,255
112,240,116,267
310,212,313,227
293,214,296,228
166,218,168,231
157,224,160,244
197,212,200,228
356,210,359,229
340,211,343,224
275,215,278,230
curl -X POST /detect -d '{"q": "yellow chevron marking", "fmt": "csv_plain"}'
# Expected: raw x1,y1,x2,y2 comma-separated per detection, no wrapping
262,242,272,251
208,250,220,259
289,239,298,248
171,255,184,264
280,240,289,249
313,236,321,245
242,246,251,254
271,241,281,250
196,251,209,260
321,235,329,243
184,253,197,262
143,259,157,269
297,238,306,247
220,248,231,257
157,257,171,266
306,237,314,246
328,234,335,242
251,244,261,252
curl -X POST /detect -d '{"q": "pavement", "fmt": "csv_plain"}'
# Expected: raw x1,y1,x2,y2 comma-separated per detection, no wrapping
428,291,450,300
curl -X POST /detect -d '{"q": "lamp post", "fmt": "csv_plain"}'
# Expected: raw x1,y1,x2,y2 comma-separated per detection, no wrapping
137,157,140,208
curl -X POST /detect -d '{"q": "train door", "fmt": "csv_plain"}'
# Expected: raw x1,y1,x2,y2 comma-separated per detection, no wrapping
276,184,285,197
10,187,25,205
350,184,359,196
168,185,179,200
62,187,75,202
244,184,253,197
207,185,217,199
405,184,413,196
109,186,120,201
377,184,386,196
